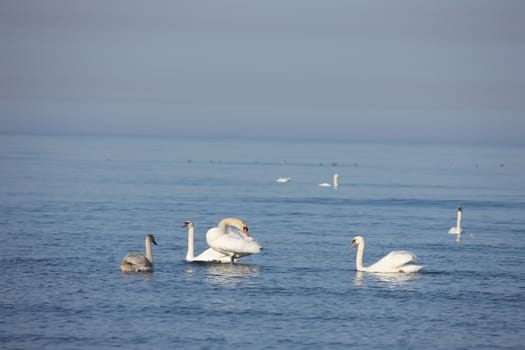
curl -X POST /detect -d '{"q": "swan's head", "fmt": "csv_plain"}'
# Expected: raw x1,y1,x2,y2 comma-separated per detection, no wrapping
182,220,194,229
146,234,158,246
351,236,364,248
457,206,463,212
218,218,249,236
235,220,250,237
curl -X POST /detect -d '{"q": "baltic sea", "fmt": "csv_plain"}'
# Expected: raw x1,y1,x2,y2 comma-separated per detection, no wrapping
1,134,524,349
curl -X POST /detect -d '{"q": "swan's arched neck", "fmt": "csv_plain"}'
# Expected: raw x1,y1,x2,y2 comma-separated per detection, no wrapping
183,221,199,261
352,236,365,271
186,224,195,261
218,218,249,236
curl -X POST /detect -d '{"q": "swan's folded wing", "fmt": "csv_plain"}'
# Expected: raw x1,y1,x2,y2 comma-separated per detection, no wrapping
448,227,464,234
122,253,152,267
369,250,417,271
212,232,262,255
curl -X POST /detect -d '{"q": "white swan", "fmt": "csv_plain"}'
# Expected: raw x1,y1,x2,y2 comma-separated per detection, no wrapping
120,234,157,273
319,173,339,188
206,218,262,263
350,236,424,273
276,177,292,183
182,220,237,263
448,206,464,234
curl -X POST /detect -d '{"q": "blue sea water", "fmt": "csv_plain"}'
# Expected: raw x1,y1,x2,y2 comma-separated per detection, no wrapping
1,134,524,349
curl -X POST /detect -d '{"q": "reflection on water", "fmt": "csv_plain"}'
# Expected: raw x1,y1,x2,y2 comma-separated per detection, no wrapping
205,264,260,287
120,271,154,280
353,271,421,288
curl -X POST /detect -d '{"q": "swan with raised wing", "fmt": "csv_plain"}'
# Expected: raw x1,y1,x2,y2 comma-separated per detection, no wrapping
120,234,157,273
182,220,237,263
206,218,262,263
350,236,424,273
448,206,465,235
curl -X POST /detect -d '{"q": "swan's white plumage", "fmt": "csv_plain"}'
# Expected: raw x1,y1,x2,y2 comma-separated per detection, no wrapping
193,248,233,262
206,218,262,260
276,177,292,183
120,234,157,273
206,227,261,255
183,221,234,263
448,206,465,235
364,250,420,273
319,173,339,188
351,235,423,273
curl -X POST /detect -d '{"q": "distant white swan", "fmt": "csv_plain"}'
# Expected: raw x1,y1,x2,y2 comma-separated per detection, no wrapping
276,177,292,183
351,236,424,273
206,218,262,263
319,173,339,188
120,234,157,273
448,206,465,234
182,221,237,263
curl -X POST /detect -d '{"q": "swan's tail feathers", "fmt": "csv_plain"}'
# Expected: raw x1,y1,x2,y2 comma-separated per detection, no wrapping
448,227,464,234
449,227,459,234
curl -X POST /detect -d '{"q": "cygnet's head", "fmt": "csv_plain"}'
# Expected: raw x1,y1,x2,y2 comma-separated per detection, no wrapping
146,234,158,245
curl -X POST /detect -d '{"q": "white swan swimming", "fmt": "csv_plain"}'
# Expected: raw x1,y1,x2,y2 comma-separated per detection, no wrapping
350,236,424,273
206,218,262,263
448,206,465,235
182,220,237,263
120,234,157,273
319,173,339,188
276,177,292,183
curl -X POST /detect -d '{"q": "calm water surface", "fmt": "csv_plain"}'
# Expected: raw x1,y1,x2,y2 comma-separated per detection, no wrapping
1,135,524,349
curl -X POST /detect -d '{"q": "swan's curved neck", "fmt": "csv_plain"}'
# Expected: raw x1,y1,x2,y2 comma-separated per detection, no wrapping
218,218,244,230
145,238,153,262
186,226,195,260
333,174,339,188
355,241,365,271
456,210,462,232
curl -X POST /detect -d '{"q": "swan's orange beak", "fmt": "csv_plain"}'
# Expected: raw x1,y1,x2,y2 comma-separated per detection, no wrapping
243,226,250,237
351,240,357,248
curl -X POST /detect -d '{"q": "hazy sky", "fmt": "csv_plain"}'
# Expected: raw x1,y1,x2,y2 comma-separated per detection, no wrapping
1,0,524,144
